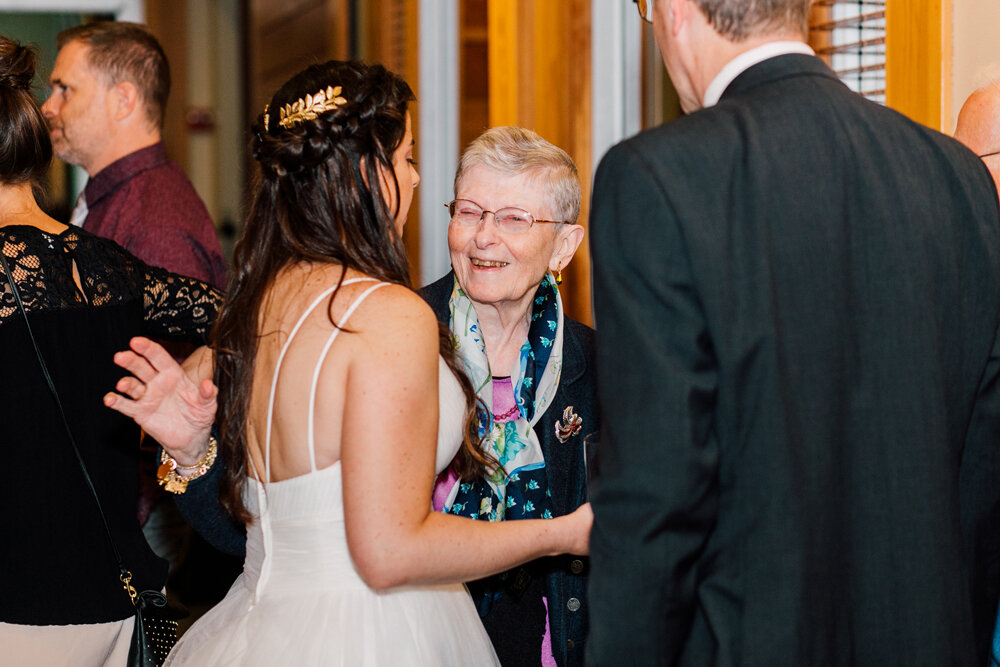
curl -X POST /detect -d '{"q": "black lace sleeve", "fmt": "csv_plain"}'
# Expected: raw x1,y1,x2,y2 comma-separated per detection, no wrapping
0,227,223,342
143,264,224,342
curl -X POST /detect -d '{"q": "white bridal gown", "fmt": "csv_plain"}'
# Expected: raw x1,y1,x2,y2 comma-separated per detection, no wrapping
165,278,499,666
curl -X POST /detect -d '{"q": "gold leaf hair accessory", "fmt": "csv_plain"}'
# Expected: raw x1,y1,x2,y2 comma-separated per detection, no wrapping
263,104,270,132
278,85,348,129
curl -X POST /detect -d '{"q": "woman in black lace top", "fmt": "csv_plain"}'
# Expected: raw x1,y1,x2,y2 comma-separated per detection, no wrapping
0,37,223,664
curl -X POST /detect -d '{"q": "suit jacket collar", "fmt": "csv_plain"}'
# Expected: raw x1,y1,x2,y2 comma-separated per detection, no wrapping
720,53,841,103
419,271,587,386
703,41,814,107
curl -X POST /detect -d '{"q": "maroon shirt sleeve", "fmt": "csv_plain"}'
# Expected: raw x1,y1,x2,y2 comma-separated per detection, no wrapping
127,221,225,287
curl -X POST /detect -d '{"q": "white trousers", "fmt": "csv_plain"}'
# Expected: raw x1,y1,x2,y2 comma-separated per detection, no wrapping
0,616,133,667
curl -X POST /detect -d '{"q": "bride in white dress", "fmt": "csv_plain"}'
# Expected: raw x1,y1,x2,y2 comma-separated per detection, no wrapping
105,60,590,666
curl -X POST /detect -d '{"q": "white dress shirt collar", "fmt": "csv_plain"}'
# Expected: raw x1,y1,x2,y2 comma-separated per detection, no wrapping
703,41,815,108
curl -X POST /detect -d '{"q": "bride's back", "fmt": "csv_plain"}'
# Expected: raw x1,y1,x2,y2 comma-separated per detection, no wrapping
245,262,391,482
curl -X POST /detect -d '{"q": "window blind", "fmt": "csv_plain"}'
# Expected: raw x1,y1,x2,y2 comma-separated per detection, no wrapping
809,0,887,103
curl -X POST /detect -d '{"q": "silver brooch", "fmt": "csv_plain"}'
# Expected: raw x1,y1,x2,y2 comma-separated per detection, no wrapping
554,406,583,443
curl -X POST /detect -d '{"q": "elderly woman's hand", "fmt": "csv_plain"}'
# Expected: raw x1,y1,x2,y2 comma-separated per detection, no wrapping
563,502,593,555
104,337,217,466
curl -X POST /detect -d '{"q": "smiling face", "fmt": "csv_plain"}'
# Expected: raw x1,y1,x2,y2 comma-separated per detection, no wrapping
40,40,115,174
448,165,569,313
381,111,419,237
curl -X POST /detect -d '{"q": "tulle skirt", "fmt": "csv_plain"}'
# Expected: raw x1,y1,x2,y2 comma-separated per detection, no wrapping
165,573,500,666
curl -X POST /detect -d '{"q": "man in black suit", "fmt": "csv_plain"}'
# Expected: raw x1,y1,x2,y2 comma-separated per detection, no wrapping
587,1,1000,665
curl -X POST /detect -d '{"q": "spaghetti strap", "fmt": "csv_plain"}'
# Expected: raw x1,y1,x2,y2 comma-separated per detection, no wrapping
261,277,386,482
306,281,389,470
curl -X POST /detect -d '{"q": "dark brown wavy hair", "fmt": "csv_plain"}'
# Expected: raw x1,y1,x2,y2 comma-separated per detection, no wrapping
212,60,490,523
0,37,52,189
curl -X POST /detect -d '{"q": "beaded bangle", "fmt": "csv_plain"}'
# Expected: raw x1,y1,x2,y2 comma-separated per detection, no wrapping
157,436,218,495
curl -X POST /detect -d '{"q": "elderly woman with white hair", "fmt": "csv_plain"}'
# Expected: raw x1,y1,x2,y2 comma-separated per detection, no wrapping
423,126,595,667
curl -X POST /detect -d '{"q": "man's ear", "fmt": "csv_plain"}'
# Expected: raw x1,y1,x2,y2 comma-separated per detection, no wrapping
111,81,140,121
665,0,689,37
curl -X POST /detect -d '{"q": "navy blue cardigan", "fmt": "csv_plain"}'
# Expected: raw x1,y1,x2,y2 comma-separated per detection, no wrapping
175,272,596,666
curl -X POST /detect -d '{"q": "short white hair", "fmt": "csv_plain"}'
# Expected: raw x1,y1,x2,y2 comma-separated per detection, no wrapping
454,126,581,224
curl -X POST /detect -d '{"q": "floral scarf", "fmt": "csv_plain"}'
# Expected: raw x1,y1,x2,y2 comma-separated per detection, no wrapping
440,273,564,523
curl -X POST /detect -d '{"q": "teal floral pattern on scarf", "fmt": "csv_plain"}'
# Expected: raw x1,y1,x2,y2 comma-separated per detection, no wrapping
442,274,564,524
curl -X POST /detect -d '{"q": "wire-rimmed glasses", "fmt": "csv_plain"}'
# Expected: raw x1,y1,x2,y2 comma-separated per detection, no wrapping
633,0,654,23
445,199,569,235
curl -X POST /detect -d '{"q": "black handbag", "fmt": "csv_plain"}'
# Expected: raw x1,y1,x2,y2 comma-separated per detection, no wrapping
0,250,186,666
129,589,185,665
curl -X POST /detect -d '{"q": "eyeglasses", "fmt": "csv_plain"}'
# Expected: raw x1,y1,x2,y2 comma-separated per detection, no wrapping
446,199,568,235
633,0,654,23
979,150,1000,159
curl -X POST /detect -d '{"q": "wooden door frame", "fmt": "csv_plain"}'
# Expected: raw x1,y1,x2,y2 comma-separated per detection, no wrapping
886,0,952,131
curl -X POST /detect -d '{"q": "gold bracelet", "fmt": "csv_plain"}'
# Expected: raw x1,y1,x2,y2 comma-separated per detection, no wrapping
157,436,218,495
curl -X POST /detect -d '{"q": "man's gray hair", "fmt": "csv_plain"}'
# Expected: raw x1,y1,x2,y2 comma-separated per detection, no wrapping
455,126,581,224
694,0,812,42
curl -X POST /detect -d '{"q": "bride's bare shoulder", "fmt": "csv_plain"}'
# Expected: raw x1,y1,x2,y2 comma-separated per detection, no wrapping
349,280,436,333
272,264,427,314
274,264,437,344
333,282,438,385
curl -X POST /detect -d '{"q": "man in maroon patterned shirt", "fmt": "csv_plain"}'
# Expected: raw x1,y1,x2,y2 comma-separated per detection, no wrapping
40,22,229,584
41,21,226,289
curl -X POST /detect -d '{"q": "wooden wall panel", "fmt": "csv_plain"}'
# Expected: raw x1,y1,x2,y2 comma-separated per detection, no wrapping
486,1,521,127
363,0,422,282
144,0,188,169
885,0,952,131
562,0,593,327
806,2,833,63
248,0,351,113
460,0,489,150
